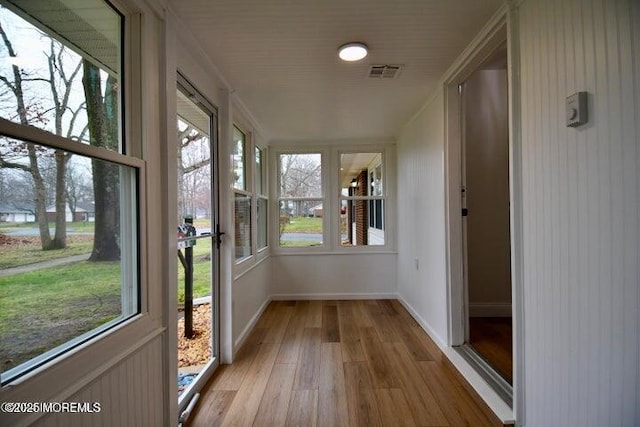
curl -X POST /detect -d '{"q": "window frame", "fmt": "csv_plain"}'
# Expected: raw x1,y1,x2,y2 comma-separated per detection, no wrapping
255,144,269,253
232,125,253,264
0,0,148,387
273,148,328,252
338,150,387,250
271,144,395,255
232,118,269,276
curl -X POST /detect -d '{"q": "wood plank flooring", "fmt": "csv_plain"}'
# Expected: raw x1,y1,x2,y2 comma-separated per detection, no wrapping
468,317,513,385
189,300,505,427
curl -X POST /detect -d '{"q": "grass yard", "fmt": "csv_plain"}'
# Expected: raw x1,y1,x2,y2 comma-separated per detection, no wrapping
0,236,94,269
0,221,96,234
281,216,322,233
0,226,215,373
177,241,213,303
280,240,322,247
0,261,121,372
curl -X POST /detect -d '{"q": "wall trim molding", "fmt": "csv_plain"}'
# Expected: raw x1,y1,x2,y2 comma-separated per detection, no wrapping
397,295,514,424
469,303,513,317
270,292,396,301
233,297,270,355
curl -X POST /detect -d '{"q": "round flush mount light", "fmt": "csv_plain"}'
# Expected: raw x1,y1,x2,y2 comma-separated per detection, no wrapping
338,42,368,62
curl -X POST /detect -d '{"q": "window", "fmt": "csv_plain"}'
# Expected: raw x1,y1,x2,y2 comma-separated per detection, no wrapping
256,146,268,250
233,126,251,261
0,1,140,383
277,152,323,247
340,152,385,246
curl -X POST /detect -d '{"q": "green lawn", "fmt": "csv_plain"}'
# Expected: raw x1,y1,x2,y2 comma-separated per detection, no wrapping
0,239,94,269
0,261,121,371
280,240,322,247
281,216,322,233
177,241,213,303
0,238,214,372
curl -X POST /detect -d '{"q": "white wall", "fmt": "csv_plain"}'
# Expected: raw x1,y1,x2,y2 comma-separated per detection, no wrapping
518,0,640,425
396,91,449,346
464,69,512,313
233,258,271,350
271,254,397,299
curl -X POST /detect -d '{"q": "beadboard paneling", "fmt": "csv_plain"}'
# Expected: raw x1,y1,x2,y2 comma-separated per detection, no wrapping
518,0,639,425
396,89,449,345
34,335,165,427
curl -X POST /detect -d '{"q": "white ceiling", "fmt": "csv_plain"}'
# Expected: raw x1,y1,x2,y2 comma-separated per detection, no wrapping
170,0,503,142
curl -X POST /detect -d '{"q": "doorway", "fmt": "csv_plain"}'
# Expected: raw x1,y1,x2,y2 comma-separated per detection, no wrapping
176,74,220,416
460,42,513,392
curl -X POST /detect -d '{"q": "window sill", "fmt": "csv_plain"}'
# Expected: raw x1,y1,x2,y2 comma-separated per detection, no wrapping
272,249,397,257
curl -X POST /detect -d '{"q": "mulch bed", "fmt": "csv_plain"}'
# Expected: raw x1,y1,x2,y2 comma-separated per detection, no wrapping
177,303,212,367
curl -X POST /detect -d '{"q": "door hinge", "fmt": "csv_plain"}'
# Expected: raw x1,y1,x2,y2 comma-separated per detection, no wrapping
461,208,469,217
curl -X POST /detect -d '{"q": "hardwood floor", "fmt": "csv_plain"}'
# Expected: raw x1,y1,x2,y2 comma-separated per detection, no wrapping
468,317,513,385
189,300,505,427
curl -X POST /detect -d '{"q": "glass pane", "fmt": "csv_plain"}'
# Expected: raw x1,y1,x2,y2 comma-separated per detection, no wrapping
340,153,383,196
232,127,246,190
175,85,214,399
0,4,122,152
257,197,268,250
0,138,138,380
279,153,322,198
340,200,385,246
177,91,212,234
234,193,252,260
279,200,323,247
255,147,264,195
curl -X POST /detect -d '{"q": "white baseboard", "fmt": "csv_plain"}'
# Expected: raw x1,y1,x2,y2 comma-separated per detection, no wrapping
233,297,271,355
396,295,514,424
469,302,512,317
270,292,396,301
395,296,447,348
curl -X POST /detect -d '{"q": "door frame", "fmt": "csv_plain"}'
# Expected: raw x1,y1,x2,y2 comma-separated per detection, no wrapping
176,72,221,414
443,5,525,423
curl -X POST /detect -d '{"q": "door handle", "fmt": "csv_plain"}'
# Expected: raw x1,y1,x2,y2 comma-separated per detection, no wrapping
215,224,226,249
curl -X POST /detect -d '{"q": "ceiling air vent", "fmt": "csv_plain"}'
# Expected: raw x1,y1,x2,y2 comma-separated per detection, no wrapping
367,64,403,79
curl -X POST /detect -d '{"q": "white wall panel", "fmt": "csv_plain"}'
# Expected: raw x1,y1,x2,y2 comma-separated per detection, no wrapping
518,0,639,425
233,258,271,350
396,90,449,345
271,254,396,299
34,335,164,427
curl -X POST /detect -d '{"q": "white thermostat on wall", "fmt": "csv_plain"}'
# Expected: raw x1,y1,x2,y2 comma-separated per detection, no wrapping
566,91,588,127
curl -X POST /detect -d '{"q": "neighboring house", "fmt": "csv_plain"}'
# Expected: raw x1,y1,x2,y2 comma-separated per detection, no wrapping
0,203,35,223
45,203,94,222
309,204,323,217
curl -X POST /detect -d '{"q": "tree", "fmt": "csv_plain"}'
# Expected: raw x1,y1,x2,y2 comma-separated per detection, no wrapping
279,153,322,217
82,60,120,261
177,120,211,221
0,18,84,250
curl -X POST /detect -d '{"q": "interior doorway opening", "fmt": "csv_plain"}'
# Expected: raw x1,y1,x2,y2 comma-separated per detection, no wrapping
460,42,512,393
445,18,516,413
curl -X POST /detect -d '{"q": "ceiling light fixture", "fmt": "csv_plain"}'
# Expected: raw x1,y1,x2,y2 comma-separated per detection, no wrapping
338,42,368,62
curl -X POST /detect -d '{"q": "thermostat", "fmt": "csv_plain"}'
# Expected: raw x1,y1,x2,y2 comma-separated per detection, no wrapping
566,92,588,127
